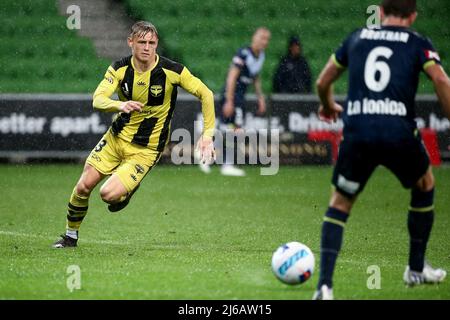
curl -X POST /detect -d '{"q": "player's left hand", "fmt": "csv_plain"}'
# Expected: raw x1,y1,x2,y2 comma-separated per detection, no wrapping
196,135,216,164
318,103,343,123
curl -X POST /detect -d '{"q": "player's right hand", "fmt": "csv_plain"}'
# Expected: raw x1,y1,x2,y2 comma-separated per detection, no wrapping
119,101,143,113
318,103,343,123
222,100,235,118
196,135,216,165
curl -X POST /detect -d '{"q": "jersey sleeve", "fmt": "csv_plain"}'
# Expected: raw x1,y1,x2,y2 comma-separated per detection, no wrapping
179,67,216,137
92,66,122,112
332,32,354,69
418,37,442,71
231,48,247,70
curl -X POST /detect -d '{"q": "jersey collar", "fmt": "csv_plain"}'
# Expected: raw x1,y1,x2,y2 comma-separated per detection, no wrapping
131,54,160,73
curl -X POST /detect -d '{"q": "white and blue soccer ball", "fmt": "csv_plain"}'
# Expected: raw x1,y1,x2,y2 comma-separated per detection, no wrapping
271,241,315,285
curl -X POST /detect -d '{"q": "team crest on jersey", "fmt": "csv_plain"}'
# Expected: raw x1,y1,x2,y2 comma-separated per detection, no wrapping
135,164,145,175
137,81,146,86
105,76,114,84
150,85,163,97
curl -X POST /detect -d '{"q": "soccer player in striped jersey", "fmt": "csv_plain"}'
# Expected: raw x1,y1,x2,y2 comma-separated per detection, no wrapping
198,27,271,176
313,0,450,299
53,21,216,248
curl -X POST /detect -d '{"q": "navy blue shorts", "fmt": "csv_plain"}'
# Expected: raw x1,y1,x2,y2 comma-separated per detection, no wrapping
332,135,430,199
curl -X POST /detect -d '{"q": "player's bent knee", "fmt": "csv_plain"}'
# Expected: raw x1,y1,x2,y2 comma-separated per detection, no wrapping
76,180,94,197
100,191,117,204
99,175,129,204
76,164,103,196
329,191,355,214
416,169,435,192
99,186,126,204
419,178,435,192
99,187,115,204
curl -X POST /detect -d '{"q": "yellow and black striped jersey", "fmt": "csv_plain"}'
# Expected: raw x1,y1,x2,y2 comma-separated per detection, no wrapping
93,54,215,151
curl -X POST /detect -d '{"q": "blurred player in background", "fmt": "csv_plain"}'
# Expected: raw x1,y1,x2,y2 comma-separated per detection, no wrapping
199,27,271,176
313,0,450,299
53,21,216,248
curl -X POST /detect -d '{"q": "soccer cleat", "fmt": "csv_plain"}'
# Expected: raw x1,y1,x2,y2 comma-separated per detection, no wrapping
199,162,211,174
52,234,78,248
220,164,245,177
108,184,140,213
312,285,334,300
403,262,447,286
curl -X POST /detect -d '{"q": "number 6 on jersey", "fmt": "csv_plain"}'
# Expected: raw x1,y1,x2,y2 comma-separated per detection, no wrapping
364,46,393,92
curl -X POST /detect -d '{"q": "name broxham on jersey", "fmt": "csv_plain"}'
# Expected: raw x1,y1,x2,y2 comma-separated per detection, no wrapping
333,25,441,141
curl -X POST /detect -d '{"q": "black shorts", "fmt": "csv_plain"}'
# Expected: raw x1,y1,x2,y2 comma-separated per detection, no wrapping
332,136,430,199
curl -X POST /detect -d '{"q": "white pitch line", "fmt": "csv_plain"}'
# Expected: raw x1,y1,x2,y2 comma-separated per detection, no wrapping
0,230,192,249
0,230,130,246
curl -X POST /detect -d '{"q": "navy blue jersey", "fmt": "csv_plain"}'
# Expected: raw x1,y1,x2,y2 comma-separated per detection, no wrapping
333,26,441,141
222,46,265,106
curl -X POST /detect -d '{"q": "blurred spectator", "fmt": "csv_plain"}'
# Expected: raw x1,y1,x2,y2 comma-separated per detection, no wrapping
273,36,312,93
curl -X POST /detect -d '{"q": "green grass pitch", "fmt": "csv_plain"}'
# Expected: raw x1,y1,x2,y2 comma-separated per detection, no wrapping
0,164,449,300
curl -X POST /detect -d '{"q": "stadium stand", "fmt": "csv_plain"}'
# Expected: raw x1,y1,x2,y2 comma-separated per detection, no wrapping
0,0,448,93
0,1,109,93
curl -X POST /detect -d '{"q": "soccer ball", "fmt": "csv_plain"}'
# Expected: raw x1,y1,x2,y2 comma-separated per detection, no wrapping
271,241,315,285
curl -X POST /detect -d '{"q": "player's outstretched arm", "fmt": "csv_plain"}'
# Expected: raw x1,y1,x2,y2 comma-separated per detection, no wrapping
178,67,216,163
223,66,241,118
193,81,216,164
254,76,266,115
316,57,345,123
426,64,450,119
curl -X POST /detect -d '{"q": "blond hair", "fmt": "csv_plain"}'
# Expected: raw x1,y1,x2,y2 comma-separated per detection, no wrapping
254,27,270,36
129,21,159,39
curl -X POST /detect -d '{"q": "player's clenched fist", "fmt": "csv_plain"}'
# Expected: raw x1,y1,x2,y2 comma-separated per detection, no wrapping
318,103,343,124
222,100,235,118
